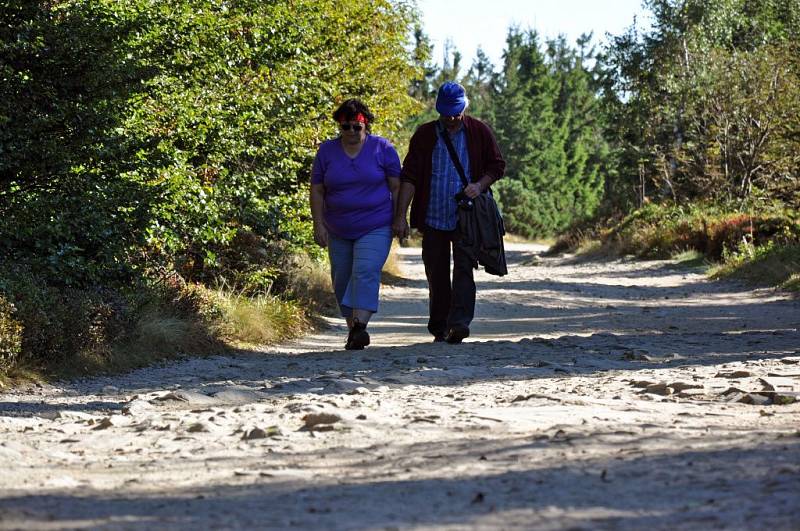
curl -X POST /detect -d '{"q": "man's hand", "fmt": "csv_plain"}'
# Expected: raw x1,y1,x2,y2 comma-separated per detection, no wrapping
392,216,409,240
313,223,328,248
463,182,483,199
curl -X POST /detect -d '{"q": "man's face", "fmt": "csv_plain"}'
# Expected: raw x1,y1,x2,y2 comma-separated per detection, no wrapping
439,113,464,133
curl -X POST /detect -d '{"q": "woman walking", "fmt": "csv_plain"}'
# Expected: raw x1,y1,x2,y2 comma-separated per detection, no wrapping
310,99,401,349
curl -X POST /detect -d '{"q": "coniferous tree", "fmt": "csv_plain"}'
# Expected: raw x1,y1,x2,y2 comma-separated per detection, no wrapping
462,47,497,123
494,28,570,237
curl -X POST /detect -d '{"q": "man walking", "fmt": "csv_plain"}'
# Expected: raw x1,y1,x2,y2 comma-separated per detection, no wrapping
393,82,506,343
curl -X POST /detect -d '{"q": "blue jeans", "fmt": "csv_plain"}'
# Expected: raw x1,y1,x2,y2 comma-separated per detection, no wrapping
328,226,392,317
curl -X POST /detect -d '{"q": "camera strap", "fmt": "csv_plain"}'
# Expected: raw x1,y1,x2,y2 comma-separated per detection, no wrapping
437,123,470,189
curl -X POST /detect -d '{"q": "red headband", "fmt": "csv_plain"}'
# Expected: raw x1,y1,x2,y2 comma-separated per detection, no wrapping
353,113,368,124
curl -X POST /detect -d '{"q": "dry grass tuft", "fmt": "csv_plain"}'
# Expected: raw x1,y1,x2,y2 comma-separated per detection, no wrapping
215,292,307,347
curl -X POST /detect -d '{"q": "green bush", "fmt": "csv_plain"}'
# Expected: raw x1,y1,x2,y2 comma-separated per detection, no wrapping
1,0,419,290
599,202,800,260
712,242,800,288
0,269,128,369
0,0,422,377
0,296,23,370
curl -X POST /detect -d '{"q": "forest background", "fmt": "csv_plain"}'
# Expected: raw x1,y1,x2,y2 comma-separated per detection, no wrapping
1,0,798,380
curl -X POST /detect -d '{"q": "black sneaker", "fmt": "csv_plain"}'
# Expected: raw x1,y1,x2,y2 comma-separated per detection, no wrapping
345,323,370,350
445,325,469,344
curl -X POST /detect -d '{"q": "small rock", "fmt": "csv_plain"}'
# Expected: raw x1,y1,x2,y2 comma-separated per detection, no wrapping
644,383,673,396
57,410,99,422
737,393,771,406
91,417,114,430
186,422,208,433
715,370,752,379
241,427,273,440
724,392,748,403
720,387,748,396
676,389,706,398
152,392,188,403
122,399,153,416
668,382,703,392
623,351,653,362
302,412,341,429
772,393,798,405
630,380,658,388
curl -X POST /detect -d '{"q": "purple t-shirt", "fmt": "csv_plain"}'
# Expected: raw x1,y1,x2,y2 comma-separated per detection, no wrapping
311,135,401,239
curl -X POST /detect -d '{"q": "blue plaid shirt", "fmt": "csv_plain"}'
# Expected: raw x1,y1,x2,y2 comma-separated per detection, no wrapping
425,126,471,231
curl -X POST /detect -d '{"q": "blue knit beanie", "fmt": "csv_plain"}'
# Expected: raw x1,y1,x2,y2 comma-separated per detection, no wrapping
435,82,469,116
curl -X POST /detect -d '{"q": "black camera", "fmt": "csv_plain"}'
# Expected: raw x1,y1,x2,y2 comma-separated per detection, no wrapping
454,191,474,210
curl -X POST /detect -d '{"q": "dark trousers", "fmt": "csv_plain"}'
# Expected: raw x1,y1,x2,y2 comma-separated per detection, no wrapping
421,225,475,338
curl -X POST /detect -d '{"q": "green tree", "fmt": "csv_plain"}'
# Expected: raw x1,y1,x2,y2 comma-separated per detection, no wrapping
600,0,800,210
1,0,421,288
493,28,604,237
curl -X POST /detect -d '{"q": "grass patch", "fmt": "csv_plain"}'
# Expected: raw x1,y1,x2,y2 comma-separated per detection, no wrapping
215,291,307,347
782,274,800,292
550,201,798,290
0,250,335,385
711,242,800,288
671,249,709,270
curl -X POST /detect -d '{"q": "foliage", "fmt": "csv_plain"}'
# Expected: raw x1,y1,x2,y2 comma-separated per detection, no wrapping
599,0,800,212
1,0,419,289
0,0,420,375
711,242,800,289
600,201,800,260
493,29,605,237
0,296,23,370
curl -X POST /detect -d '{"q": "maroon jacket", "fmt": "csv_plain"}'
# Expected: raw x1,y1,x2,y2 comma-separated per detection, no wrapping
400,115,506,230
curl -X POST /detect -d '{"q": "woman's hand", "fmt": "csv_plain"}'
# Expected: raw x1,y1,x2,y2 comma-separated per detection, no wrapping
313,222,329,248
392,216,409,240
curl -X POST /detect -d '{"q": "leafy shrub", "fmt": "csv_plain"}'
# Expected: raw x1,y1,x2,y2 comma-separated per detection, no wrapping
0,296,23,370
712,242,800,288
600,202,800,260
1,0,419,291
0,0,422,377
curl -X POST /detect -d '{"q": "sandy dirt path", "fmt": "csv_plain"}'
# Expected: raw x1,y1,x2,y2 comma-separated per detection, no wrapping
1,243,799,530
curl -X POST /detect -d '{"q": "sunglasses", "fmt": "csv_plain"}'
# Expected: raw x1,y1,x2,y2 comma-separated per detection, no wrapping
339,123,364,132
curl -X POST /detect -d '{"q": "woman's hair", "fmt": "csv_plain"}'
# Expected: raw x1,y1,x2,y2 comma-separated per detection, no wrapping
332,99,374,133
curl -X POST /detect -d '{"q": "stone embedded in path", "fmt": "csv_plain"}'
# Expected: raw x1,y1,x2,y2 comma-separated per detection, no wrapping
186,422,209,433
737,394,772,406
716,370,753,379
643,383,673,396
91,417,114,430
152,390,218,405
121,399,154,416
238,425,281,440
211,389,268,405
302,412,341,429
668,382,704,392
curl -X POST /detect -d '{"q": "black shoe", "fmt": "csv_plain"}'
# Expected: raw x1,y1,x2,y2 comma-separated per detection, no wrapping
445,325,469,344
433,335,446,343
345,323,370,350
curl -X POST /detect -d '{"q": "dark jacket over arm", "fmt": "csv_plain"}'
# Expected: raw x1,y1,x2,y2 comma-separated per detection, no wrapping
400,115,505,230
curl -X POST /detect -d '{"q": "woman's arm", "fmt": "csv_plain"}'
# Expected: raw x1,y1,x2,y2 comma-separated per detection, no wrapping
309,183,328,248
387,176,400,221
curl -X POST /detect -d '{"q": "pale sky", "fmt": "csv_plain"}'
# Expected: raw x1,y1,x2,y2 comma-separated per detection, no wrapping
416,0,649,71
